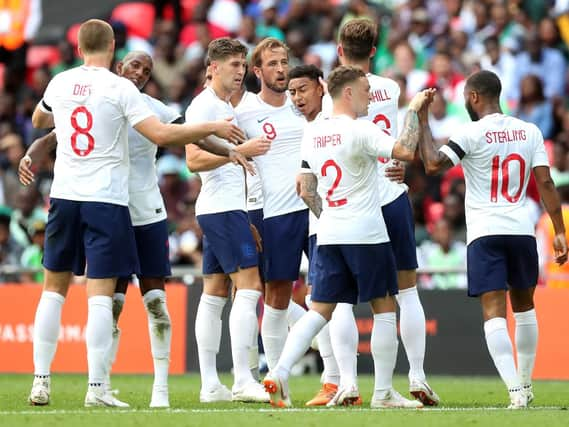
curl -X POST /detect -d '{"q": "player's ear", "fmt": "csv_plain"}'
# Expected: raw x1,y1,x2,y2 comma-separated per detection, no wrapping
253,66,262,79
369,46,377,59
116,61,123,75
337,44,343,59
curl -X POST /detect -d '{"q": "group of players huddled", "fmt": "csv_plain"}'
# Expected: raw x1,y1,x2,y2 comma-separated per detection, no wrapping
20,17,567,410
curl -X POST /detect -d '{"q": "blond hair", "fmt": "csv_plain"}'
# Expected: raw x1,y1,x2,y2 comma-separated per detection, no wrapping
327,65,366,98
78,19,114,55
250,37,288,67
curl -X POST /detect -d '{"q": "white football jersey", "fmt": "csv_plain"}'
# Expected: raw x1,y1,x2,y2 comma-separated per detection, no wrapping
361,73,407,206
41,66,154,205
185,87,246,216
237,91,264,211
236,94,307,219
301,115,396,245
442,113,549,244
128,94,180,226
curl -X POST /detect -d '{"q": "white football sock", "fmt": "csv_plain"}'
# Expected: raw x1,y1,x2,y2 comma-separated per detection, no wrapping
105,292,125,386
396,286,426,382
484,317,521,391
514,309,538,387
261,304,289,371
286,300,306,327
249,312,260,377
86,295,113,385
316,324,340,385
274,310,327,381
372,312,398,395
329,303,358,389
195,294,226,391
229,289,261,389
33,291,65,376
144,289,171,388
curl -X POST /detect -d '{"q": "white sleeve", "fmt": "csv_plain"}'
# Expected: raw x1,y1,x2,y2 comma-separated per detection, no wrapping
358,121,396,159
531,125,549,168
185,95,215,124
442,125,472,165
120,80,155,127
151,97,182,124
299,131,313,174
321,94,333,118
39,77,57,114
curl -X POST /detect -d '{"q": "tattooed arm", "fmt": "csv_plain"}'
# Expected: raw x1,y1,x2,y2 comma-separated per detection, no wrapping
416,94,455,176
298,172,322,218
391,89,436,162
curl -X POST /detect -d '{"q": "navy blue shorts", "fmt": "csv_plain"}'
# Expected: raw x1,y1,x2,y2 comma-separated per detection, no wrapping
382,192,418,271
133,220,171,278
198,210,258,275
467,235,538,297
43,198,140,278
248,208,265,282
311,243,398,305
263,209,309,282
307,234,317,285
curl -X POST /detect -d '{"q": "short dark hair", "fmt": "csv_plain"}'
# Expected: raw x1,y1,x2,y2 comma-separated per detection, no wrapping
339,18,377,61
327,65,366,98
207,38,248,62
465,70,502,99
288,64,323,82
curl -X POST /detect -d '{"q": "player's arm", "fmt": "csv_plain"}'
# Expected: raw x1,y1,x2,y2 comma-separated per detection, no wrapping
534,166,568,265
134,115,246,148
391,89,437,162
185,136,270,173
31,101,55,128
19,131,58,186
416,92,454,175
297,165,322,218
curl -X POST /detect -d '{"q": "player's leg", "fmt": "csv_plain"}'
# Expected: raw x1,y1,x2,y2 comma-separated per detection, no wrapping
131,219,173,407
104,278,128,395
469,236,523,408
196,273,231,402
230,265,267,402
262,211,309,371
140,277,171,408
29,270,72,405
29,198,83,405
382,193,436,404
82,202,138,408
507,235,540,405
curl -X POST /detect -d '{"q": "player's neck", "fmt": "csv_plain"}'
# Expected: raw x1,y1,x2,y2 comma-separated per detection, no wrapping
82,53,112,69
210,79,232,101
478,103,502,119
259,87,287,107
332,102,356,119
341,58,370,74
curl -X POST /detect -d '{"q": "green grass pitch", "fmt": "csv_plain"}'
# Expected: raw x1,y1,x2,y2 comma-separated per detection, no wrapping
1,374,567,427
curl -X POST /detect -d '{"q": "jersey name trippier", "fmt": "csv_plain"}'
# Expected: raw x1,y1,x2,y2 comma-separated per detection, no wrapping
128,94,180,226
40,66,154,205
185,86,246,216
236,94,306,219
301,115,396,245
442,113,549,244
361,73,407,206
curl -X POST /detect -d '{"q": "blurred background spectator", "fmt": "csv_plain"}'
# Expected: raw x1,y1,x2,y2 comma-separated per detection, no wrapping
0,0,568,286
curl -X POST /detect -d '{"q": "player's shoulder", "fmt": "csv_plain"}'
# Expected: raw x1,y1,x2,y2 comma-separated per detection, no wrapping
366,73,399,91
234,90,260,115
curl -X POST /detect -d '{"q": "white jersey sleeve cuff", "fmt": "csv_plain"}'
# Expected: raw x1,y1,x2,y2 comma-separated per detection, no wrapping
439,144,460,165
38,99,52,114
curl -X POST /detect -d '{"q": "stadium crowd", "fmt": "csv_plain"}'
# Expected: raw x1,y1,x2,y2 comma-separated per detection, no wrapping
1,0,569,288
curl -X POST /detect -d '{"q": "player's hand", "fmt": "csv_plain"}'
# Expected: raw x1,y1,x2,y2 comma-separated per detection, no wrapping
18,155,35,186
213,118,246,145
409,88,437,112
237,136,271,157
553,233,568,265
229,149,256,175
250,223,263,252
385,160,405,184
